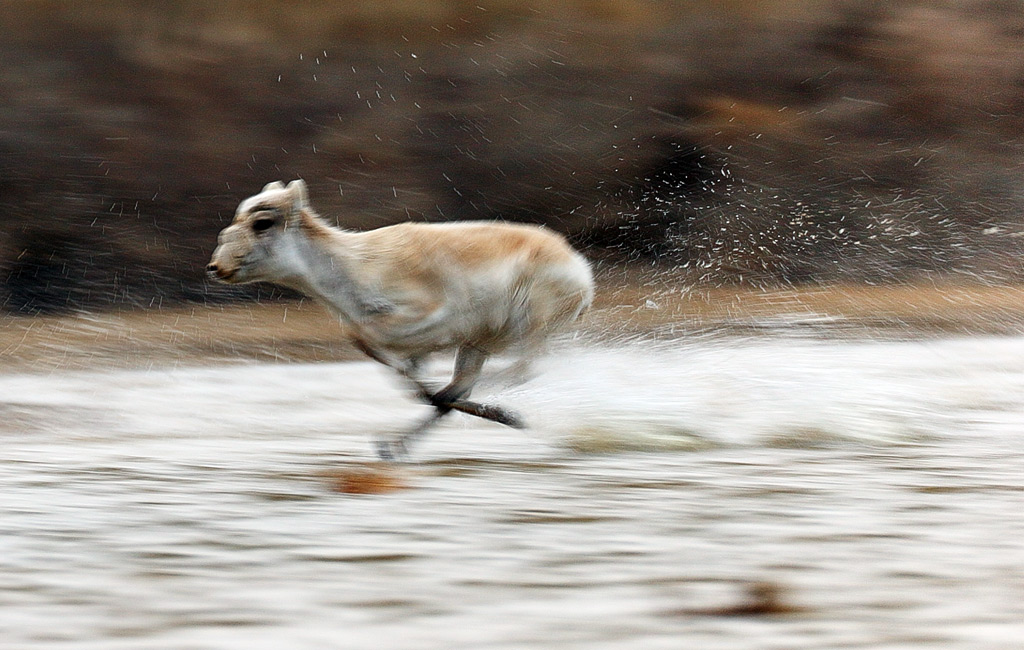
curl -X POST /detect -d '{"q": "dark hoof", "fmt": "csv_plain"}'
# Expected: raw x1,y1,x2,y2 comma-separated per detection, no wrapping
429,390,460,409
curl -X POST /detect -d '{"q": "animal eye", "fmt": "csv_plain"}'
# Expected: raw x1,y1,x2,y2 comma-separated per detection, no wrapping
252,217,276,233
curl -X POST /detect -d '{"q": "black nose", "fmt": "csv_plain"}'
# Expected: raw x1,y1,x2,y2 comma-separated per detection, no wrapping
206,263,219,275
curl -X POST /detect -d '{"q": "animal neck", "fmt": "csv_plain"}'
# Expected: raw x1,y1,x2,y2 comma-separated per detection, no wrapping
280,210,380,324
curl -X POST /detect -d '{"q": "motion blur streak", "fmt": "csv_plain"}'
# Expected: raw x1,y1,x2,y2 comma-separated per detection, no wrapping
2,336,1023,648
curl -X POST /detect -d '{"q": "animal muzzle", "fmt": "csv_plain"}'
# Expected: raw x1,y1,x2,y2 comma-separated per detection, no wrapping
206,259,237,282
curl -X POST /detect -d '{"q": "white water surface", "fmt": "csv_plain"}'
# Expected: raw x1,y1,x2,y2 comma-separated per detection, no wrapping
2,335,1024,649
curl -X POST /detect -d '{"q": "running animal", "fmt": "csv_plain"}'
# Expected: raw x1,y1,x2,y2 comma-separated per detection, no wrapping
207,180,594,457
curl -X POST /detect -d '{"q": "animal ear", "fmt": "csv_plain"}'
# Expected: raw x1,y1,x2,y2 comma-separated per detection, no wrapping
262,181,285,193
287,179,309,212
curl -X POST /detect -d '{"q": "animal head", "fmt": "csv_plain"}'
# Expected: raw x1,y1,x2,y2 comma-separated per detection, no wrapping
207,179,311,285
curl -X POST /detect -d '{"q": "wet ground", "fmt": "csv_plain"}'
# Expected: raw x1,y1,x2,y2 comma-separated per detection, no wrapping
3,283,1024,648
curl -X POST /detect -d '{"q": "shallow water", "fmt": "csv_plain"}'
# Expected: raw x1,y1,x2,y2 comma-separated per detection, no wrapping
2,335,1024,649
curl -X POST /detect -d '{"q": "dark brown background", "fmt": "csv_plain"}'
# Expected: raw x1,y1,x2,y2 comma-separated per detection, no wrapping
4,0,1024,313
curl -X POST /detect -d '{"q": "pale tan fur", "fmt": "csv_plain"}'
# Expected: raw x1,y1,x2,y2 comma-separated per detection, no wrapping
208,180,594,404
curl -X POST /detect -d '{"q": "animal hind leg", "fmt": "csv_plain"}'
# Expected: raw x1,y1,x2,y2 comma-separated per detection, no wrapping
388,345,488,412
434,347,525,427
432,346,487,406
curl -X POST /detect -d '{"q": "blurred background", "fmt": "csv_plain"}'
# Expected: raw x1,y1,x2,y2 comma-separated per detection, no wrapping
8,5,1024,647
6,0,1024,315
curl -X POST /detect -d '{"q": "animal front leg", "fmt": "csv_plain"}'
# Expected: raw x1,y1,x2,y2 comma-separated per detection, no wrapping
351,340,437,459
381,347,487,459
376,397,525,459
353,338,433,402
377,347,525,460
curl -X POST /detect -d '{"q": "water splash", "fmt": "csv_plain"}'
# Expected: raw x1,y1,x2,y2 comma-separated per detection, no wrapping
501,336,1023,452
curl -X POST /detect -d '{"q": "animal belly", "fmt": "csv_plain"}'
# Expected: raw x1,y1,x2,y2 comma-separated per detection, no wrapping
368,308,518,357
361,307,467,356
